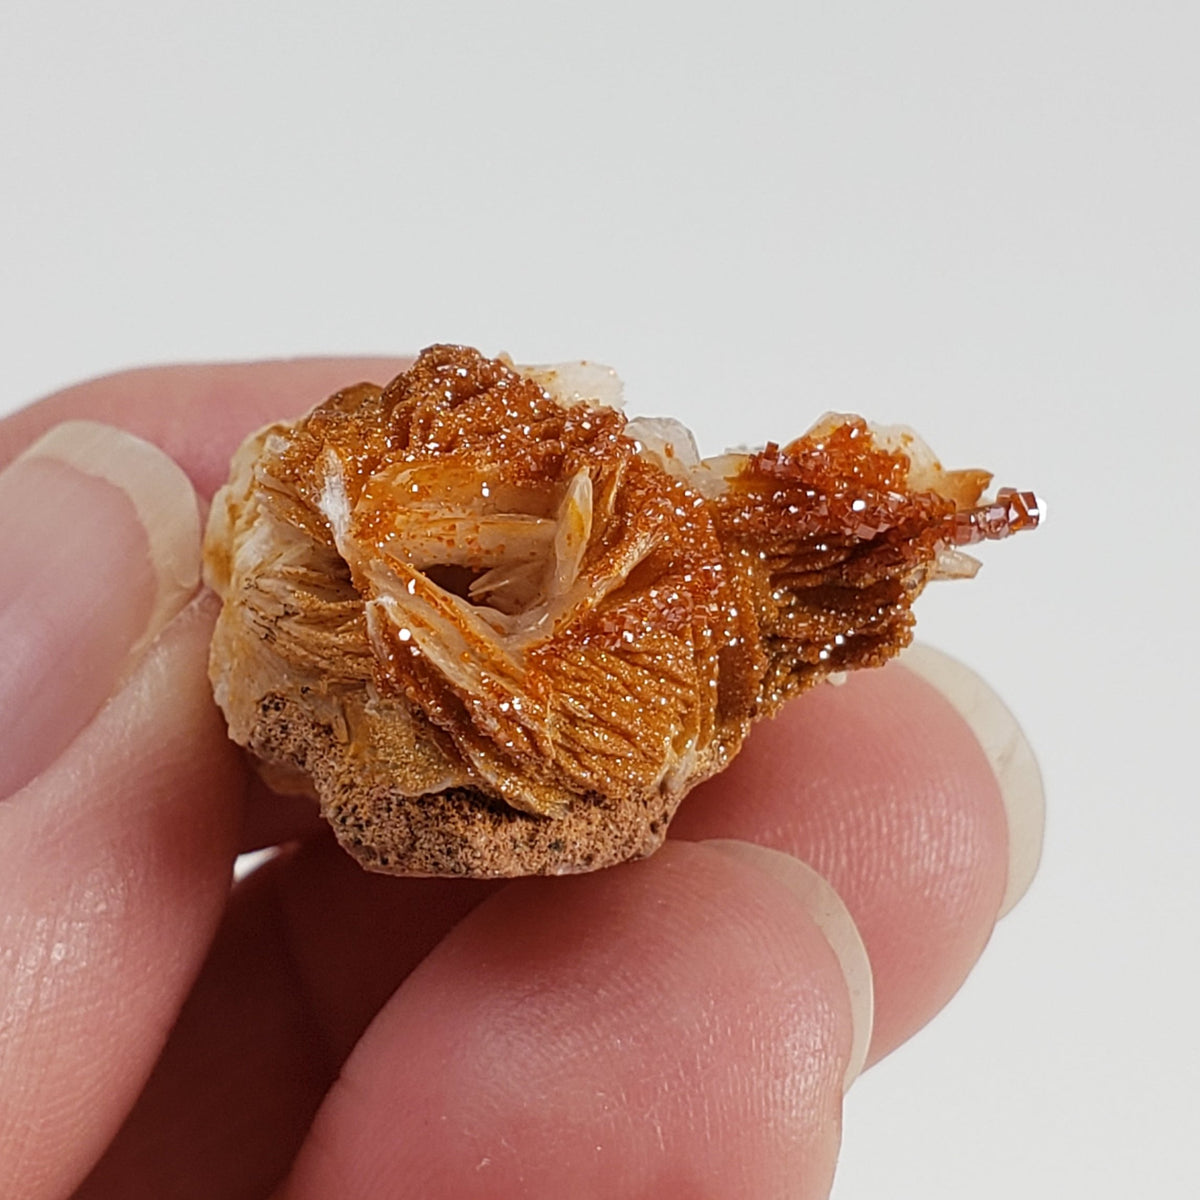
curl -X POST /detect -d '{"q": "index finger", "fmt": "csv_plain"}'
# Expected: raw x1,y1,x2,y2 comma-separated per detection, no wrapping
0,357,411,497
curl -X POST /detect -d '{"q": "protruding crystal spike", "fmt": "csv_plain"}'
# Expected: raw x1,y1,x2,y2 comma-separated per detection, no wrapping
948,488,1042,546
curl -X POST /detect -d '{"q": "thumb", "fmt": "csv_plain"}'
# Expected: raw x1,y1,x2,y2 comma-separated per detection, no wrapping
0,423,244,1199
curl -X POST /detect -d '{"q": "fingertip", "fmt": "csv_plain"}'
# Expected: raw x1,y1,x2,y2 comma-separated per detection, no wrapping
0,421,202,799
703,840,874,1091
899,644,1045,917
283,841,857,1199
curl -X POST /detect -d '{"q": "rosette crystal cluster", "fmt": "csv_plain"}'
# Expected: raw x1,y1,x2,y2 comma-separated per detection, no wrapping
205,346,1037,876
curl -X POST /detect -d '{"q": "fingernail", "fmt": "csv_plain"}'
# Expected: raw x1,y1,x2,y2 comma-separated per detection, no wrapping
704,839,875,1092
0,421,200,798
900,644,1045,918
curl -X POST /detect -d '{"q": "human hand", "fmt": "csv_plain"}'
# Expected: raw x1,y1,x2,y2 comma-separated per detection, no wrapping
0,361,1043,1199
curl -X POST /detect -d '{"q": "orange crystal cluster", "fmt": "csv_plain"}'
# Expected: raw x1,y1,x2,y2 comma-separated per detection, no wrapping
204,346,1037,875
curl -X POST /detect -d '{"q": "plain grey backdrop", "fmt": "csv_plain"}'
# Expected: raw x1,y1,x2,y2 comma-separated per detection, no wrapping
2,2,1196,1195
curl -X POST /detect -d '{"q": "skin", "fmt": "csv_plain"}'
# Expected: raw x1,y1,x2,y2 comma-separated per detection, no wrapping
0,362,1015,1200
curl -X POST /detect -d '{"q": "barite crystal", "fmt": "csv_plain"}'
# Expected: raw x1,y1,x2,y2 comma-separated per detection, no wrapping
204,345,1038,877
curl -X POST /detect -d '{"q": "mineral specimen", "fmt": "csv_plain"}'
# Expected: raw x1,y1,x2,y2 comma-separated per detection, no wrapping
204,345,1038,876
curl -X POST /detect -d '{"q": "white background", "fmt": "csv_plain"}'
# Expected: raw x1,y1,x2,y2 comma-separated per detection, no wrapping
2,2,1197,1195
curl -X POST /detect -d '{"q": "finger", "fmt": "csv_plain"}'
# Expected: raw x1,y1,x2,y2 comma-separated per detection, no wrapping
77,837,499,1200
900,644,1044,918
669,649,1043,1065
0,424,244,1199
0,597,243,1199
279,841,871,1200
0,356,411,498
